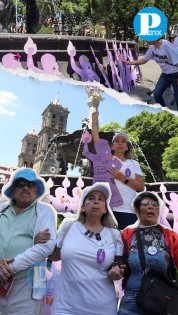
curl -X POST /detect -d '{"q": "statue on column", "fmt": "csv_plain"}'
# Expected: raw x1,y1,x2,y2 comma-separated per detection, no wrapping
85,86,104,128
86,86,104,110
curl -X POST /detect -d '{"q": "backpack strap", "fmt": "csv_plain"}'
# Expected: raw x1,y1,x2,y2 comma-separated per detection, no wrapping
110,228,117,249
61,220,75,244
61,223,117,247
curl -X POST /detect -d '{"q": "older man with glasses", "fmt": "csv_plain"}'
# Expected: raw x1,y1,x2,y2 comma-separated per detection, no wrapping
0,167,57,315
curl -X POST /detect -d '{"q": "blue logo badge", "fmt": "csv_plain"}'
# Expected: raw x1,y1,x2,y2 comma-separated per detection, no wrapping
133,7,167,41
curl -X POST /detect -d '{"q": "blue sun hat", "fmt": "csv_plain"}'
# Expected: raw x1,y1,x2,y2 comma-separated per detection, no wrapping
2,167,46,199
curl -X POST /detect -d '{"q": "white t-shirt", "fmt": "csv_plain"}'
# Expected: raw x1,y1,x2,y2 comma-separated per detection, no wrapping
174,36,178,48
144,40,178,74
113,158,143,214
53,220,123,315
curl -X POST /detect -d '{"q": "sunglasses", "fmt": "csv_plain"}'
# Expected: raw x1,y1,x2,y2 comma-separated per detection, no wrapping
13,180,37,189
140,201,159,207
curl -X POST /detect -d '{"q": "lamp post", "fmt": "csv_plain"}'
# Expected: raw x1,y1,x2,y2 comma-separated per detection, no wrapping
16,0,18,33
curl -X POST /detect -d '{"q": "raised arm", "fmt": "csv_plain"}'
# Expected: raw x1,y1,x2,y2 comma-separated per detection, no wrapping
122,58,148,66
91,111,100,144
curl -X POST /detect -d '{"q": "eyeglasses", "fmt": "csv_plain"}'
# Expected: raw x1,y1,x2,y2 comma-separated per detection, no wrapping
140,201,159,207
13,181,37,189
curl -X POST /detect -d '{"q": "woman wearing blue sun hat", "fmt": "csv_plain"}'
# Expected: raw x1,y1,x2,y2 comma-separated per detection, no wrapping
0,167,57,315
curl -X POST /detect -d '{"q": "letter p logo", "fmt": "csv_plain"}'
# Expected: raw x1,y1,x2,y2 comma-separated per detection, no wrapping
133,7,167,41
138,13,161,35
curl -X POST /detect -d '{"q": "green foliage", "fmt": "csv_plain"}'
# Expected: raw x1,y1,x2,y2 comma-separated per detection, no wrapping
124,111,178,182
97,111,178,183
36,0,58,18
59,0,89,29
90,23,105,37
162,137,178,180
99,121,122,132
37,26,52,34
154,0,178,35
12,0,26,15
57,214,65,228
17,0,177,38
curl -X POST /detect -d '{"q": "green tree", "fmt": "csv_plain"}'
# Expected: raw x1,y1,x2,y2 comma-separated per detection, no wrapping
36,0,58,18
58,0,90,34
162,137,178,181
124,111,178,182
110,0,139,40
23,0,178,38
154,0,178,37
13,0,26,15
111,0,178,40
99,121,122,132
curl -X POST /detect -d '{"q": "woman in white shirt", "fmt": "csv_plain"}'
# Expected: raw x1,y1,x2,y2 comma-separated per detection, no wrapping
92,112,145,229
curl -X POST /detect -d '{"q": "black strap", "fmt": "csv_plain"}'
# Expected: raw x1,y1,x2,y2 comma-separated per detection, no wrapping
164,61,178,67
157,60,178,67
136,228,178,281
136,228,146,272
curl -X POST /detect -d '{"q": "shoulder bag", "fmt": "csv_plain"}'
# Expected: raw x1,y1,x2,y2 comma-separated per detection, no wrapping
135,228,178,315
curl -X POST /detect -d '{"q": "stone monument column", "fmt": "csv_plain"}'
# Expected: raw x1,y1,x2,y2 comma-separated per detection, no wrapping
85,86,104,128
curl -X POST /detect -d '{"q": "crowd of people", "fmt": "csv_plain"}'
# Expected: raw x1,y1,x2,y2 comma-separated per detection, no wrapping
0,122,178,315
0,29,178,315
0,28,178,312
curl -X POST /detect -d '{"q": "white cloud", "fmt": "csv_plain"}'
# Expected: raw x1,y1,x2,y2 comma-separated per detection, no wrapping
0,105,15,116
0,91,17,116
0,91,18,105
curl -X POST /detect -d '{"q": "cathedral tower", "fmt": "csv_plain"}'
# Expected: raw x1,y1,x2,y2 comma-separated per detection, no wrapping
33,95,70,174
18,126,38,168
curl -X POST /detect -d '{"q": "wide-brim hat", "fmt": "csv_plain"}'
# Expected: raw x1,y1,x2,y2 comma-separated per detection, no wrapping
112,131,129,143
2,167,46,199
76,182,118,226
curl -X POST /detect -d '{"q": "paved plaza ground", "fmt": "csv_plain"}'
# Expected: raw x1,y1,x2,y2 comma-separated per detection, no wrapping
128,54,177,112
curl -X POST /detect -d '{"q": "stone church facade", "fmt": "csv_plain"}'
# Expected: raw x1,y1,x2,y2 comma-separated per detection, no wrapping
18,95,70,174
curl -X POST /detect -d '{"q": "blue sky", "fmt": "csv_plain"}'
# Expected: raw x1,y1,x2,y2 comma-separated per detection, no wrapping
0,67,163,168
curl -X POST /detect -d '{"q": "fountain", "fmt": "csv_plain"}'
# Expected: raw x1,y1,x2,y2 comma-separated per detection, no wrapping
39,142,59,175
131,140,157,183
0,19,177,226
38,86,176,228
